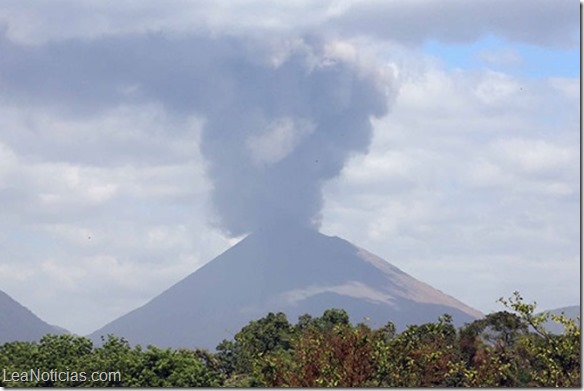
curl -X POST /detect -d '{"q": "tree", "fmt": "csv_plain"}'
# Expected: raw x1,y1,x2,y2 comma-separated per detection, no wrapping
499,291,580,387
260,322,375,387
372,314,466,387
215,312,295,386
0,295,578,387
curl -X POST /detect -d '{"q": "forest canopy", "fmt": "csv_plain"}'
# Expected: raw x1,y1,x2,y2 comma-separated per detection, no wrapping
0,292,580,387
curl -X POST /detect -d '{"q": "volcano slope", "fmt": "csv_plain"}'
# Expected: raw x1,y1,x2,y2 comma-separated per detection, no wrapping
0,289,66,343
90,225,482,350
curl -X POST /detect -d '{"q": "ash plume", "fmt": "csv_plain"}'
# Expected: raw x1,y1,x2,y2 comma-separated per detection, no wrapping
0,34,393,236
198,39,393,236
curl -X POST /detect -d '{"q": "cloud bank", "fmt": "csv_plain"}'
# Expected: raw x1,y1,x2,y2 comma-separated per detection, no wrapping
0,1,578,334
0,33,393,236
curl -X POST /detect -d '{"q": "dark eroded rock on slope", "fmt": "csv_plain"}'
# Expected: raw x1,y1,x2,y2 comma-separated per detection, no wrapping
91,225,482,349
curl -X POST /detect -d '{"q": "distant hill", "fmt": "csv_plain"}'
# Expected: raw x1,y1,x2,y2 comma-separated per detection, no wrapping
91,224,482,350
0,289,67,343
539,305,580,334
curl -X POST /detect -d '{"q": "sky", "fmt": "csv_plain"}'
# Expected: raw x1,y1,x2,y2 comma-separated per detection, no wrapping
0,0,579,335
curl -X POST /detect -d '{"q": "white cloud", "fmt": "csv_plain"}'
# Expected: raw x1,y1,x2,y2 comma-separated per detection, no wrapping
478,47,523,67
0,101,226,334
473,71,522,105
0,0,577,48
321,52,579,314
1,218,233,334
329,0,578,48
494,138,575,177
0,104,204,166
0,1,578,336
247,117,315,166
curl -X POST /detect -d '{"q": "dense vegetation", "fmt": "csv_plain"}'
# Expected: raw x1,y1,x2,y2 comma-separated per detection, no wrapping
0,292,579,387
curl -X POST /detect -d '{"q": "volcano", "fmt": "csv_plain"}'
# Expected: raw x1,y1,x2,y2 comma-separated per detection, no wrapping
0,289,67,343
90,225,482,350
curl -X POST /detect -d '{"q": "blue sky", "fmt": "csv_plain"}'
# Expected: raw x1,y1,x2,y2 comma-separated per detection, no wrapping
424,34,579,78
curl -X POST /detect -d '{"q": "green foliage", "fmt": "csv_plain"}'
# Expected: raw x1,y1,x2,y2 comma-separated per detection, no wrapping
312,308,351,331
372,314,463,387
215,311,295,385
129,346,220,387
0,335,221,387
0,293,579,387
0,335,94,387
498,291,581,387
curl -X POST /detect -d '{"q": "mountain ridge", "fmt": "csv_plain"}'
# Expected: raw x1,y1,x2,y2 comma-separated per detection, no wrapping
0,289,67,343
539,305,580,334
90,226,483,349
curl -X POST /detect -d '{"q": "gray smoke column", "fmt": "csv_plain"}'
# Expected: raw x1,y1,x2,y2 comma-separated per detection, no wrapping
199,39,392,236
0,34,393,236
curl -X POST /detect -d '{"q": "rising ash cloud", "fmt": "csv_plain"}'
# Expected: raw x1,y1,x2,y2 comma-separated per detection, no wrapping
0,33,394,236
